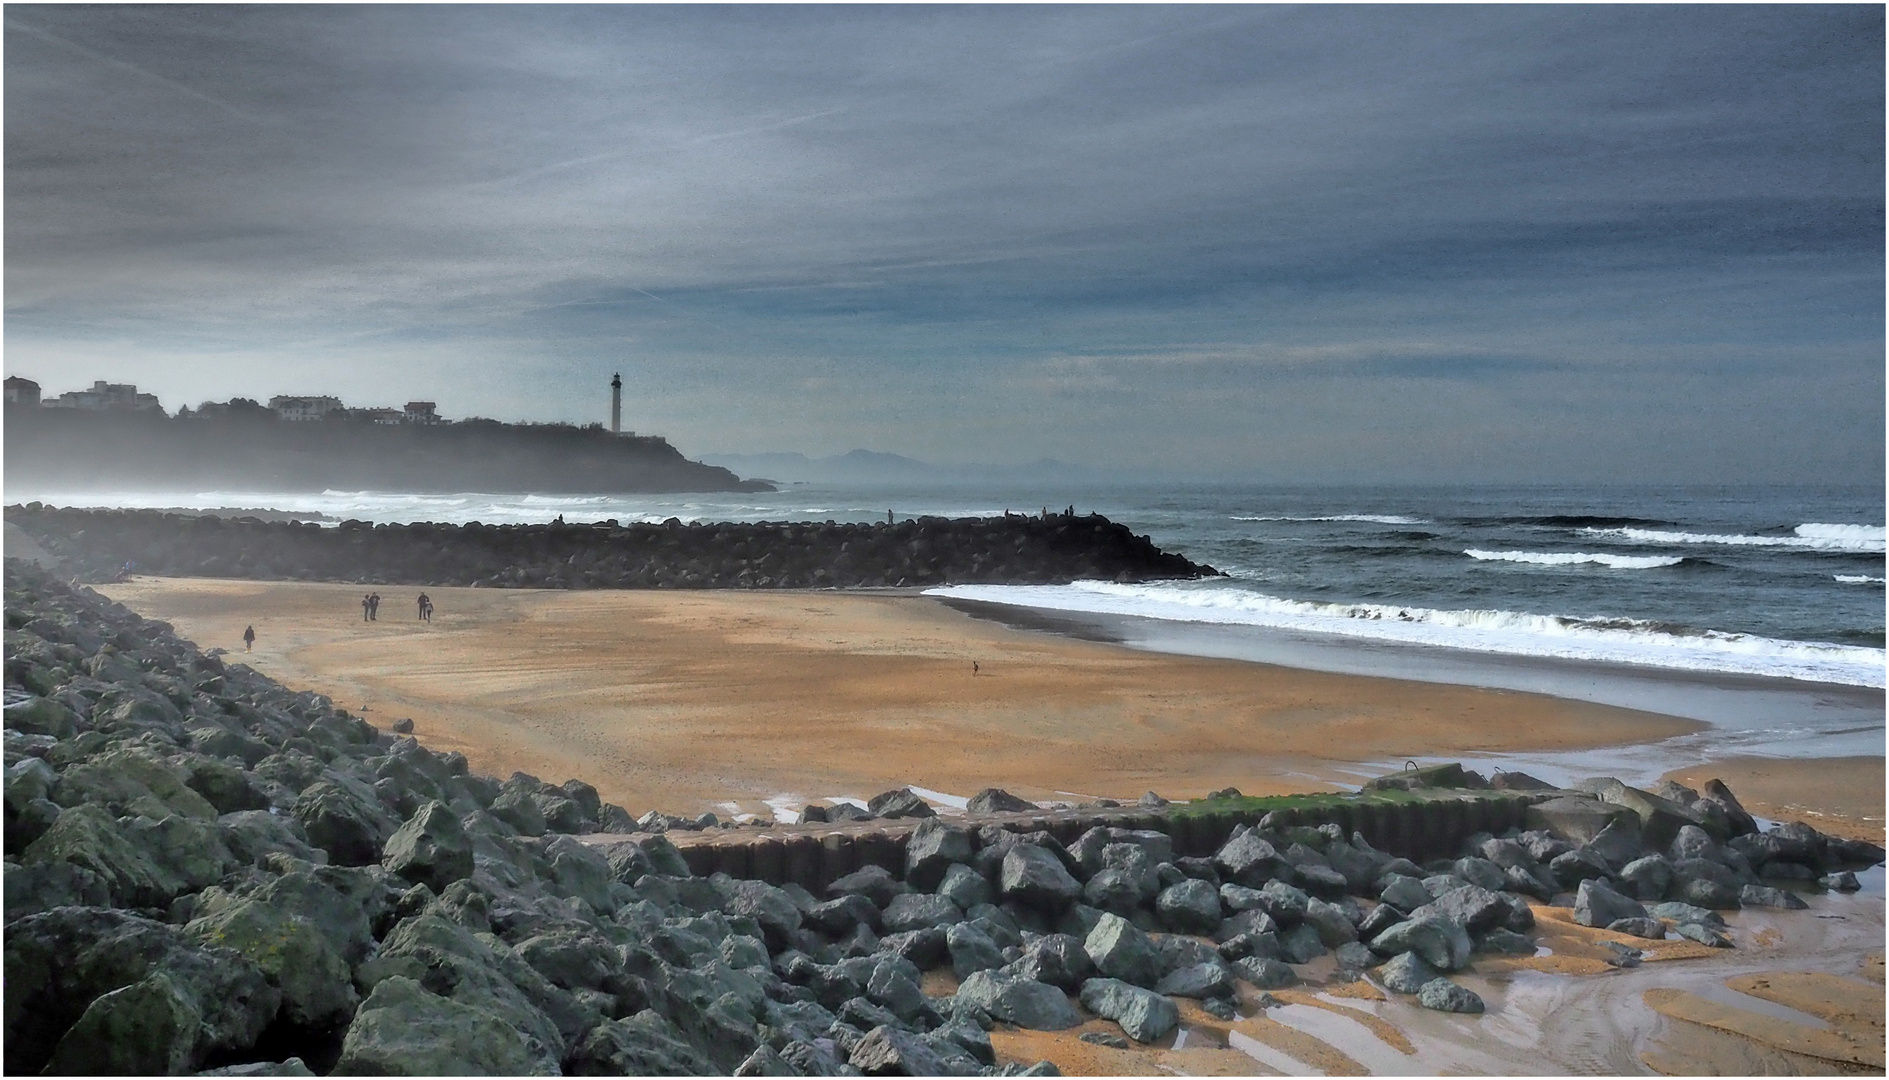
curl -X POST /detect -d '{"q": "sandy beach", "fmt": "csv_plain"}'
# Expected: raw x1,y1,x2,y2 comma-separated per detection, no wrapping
99,577,1713,817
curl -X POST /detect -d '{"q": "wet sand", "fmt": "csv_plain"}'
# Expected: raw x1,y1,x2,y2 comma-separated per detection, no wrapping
99,577,1702,816
1663,757,1885,844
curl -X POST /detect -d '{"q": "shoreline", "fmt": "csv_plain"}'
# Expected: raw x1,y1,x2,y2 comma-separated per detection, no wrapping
101,576,1716,815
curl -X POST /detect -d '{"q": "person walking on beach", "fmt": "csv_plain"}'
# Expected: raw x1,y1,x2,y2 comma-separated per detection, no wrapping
369,593,381,621
417,593,432,622
362,594,372,622
242,625,256,653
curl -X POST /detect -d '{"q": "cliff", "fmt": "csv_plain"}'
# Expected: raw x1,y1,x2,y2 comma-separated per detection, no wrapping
3,406,772,495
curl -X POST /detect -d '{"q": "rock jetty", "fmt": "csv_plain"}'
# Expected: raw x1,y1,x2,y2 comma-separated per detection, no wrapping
6,557,1880,1075
9,506,1219,590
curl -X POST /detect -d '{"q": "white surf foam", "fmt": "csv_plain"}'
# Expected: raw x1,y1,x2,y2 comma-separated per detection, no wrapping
1584,523,1886,554
1465,549,1684,569
927,580,1886,688
1233,514,1427,525
1836,575,1886,585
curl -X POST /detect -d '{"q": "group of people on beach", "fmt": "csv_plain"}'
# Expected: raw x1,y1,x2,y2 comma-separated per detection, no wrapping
359,592,433,621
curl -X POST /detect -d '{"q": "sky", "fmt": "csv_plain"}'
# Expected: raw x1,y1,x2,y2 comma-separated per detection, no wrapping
5,5,1882,484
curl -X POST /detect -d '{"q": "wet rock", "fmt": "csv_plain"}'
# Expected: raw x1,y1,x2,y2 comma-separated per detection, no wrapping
1698,779,1758,837
1648,901,1725,927
1376,874,1433,914
1154,961,1233,999
1525,795,1638,846
1369,915,1472,972
187,896,358,1030
1476,928,1534,954
1230,956,1298,989
1078,978,1178,1043
20,804,177,907
1079,1031,1130,1049
1356,902,1403,940
866,961,939,1028
1082,867,1142,915
1573,879,1646,928
877,927,948,969
1669,824,1719,863
1820,871,1861,892
1278,922,1327,964
1671,922,1732,948
1607,917,1666,939
807,894,883,936
1671,859,1744,910
956,969,1080,1030
1376,950,1441,993
1416,978,1484,1014
1739,884,1809,910
1408,885,1510,934
1616,855,1673,901
1548,848,1613,890
1450,857,1508,893
3,860,110,920
42,970,205,1076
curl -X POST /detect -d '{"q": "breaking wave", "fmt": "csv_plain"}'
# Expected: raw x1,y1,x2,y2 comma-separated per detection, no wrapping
1233,514,1428,525
1584,523,1886,554
1836,575,1886,586
926,580,1886,688
1464,549,1685,570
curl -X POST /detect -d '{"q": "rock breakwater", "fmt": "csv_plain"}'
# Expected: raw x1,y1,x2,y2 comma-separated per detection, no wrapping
9,506,1218,590
6,557,1881,1075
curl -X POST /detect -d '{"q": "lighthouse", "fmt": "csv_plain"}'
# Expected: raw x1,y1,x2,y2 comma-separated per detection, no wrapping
610,373,622,434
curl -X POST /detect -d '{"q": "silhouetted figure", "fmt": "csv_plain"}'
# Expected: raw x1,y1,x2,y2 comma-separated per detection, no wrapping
418,593,432,622
362,594,372,622
887,510,894,525
972,661,979,676
243,625,255,653
368,593,381,621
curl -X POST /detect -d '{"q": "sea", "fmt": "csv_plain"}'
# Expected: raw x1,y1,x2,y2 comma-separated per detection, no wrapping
28,480,1885,785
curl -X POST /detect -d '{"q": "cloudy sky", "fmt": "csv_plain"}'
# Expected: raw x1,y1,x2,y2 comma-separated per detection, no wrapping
6,5,1881,482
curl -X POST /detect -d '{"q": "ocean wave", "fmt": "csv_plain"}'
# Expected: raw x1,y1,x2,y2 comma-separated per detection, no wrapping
925,580,1887,688
1233,514,1427,525
1836,575,1886,585
1583,523,1886,554
1464,549,1685,569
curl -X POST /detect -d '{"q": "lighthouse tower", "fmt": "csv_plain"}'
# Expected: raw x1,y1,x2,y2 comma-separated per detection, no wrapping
610,373,622,434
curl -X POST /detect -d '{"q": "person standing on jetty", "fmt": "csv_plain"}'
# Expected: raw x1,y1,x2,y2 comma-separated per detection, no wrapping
242,625,255,653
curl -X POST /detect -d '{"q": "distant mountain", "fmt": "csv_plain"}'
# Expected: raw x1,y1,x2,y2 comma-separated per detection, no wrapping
699,449,1111,486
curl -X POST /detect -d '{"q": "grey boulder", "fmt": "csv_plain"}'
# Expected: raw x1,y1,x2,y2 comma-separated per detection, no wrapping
1078,978,1179,1043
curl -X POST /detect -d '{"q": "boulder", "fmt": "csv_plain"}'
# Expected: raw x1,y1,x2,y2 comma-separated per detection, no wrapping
1616,855,1673,902
1525,796,1637,846
1416,978,1484,1014
1739,884,1809,910
1000,845,1081,912
905,818,973,891
1082,868,1143,915
883,893,963,933
1376,951,1440,994
382,800,475,893
1698,779,1758,836
1230,956,1297,989
1010,934,1094,991
334,976,538,1075
1356,902,1403,940
966,788,1038,815
1083,913,1161,988
1078,978,1179,1043
1154,962,1234,999
1155,879,1223,934
1648,901,1724,927
4,860,110,921
20,804,177,907
1213,831,1289,888
187,897,358,1029
1584,819,1644,870
1408,885,1509,934
4,907,280,1075
1607,917,1666,939
218,809,325,868
1671,923,1732,948
1450,857,1509,893
956,969,1080,1030
946,922,1006,980
1376,874,1433,914
1573,879,1646,928
866,962,939,1028
1548,848,1613,890
41,971,205,1076
807,894,883,936
293,779,397,866
937,863,994,910
866,789,935,820
828,865,909,909
1278,922,1327,964
851,1024,946,1075
1369,916,1472,972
